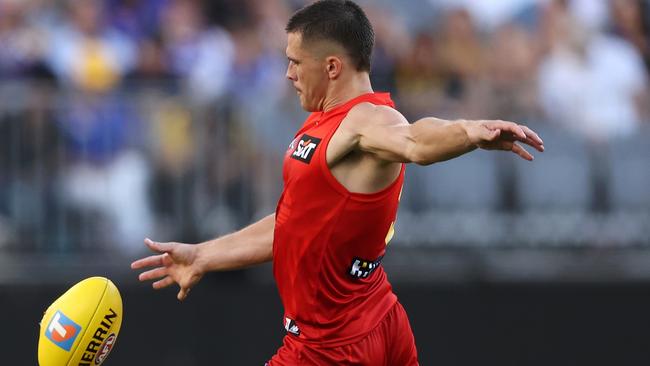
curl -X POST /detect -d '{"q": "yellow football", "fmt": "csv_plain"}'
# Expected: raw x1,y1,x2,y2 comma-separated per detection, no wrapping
38,277,123,366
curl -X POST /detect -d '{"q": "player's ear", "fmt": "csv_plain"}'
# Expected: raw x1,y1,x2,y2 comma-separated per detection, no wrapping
325,56,343,79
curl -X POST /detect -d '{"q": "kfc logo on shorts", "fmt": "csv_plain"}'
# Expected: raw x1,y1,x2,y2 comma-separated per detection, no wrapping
45,310,82,351
291,134,321,164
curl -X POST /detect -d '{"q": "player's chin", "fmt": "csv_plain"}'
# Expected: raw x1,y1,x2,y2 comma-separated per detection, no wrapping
300,98,317,112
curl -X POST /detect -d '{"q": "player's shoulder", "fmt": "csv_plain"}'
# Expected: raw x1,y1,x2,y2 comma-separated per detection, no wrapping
344,102,408,132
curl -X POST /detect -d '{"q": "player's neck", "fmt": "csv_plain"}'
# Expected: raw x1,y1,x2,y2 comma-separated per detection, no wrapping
321,73,373,112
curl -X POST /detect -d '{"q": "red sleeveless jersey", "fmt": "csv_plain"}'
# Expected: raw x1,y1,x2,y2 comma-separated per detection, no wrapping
273,92,404,347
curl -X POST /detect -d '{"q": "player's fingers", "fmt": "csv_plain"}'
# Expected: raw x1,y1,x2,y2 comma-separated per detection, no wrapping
160,252,176,267
145,238,174,254
138,266,168,282
520,125,544,146
153,276,175,290
527,139,545,153
487,121,526,140
177,287,191,301
512,128,544,152
511,142,533,161
513,135,544,152
500,122,527,140
131,254,165,269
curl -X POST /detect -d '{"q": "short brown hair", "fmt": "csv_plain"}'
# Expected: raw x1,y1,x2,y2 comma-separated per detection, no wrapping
286,0,374,72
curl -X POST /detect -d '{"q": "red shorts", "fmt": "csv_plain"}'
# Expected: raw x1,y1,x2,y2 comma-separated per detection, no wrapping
267,301,418,365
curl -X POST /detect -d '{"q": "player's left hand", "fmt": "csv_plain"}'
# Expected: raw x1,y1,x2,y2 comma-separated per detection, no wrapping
131,238,203,301
464,120,544,161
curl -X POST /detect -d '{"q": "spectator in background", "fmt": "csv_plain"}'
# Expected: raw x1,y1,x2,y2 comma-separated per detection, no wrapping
247,0,292,51
227,17,287,106
609,0,650,74
109,0,175,86
105,0,179,88
365,4,411,96
394,29,441,119
220,0,297,218
47,0,136,92
608,0,650,120
0,0,62,251
431,7,486,117
159,0,234,104
55,93,154,253
46,0,152,252
430,0,539,31
125,35,175,84
107,0,169,41
146,97,200,241
538,0,648,141
0,0,52,79
0,78,61,251
486,22,541,121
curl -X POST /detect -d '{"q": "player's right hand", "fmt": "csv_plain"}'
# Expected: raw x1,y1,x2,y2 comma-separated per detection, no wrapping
464,120,544,161
131,238,204,301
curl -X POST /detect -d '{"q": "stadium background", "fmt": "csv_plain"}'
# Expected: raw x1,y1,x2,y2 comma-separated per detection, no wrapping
1,0,649,364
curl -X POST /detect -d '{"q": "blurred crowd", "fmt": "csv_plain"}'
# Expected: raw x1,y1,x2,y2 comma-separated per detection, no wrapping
0,0,649,252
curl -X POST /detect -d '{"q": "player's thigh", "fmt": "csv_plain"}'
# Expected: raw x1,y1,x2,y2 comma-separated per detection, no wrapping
383,301,419,365
269,303,418,365
267,336,302,366
344,302,418,365
270,337,356,366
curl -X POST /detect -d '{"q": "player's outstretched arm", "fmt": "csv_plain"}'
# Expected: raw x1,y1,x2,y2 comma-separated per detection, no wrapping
130,214,275,301
343,103,544,165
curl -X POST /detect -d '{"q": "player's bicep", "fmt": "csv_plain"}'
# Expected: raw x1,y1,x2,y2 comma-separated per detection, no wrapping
350,105,416,163
359,123,415,162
